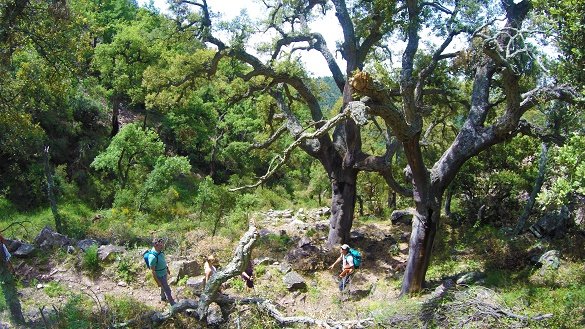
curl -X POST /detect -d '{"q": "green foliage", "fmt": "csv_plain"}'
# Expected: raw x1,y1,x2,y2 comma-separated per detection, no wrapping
92,123,164,187
105,294,151,322
55,294,95,329
82,245,100,274
137,156,191,209
116,255,139,284
0,288,5,311
538,135,585,208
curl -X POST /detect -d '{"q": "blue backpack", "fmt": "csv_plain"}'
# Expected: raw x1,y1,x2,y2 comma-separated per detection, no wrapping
348,248,362,268
143,250,160,269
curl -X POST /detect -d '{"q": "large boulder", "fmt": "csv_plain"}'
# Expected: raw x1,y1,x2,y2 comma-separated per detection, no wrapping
97,245,126,261
529,207,569,239
283,271,306,291
33,226,72,249
391,210,413,225
77,239,99,252
537,250,561,270
169,259,200,285
284,243,324,272
4,239,22,252
13,243,35,258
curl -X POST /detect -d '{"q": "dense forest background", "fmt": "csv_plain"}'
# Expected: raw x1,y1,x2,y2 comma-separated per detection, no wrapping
0,0,584,327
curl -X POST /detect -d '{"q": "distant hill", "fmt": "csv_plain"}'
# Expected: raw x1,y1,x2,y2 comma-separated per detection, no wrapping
315,76,342,113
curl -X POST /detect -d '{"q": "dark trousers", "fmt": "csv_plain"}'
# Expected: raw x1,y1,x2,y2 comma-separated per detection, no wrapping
339,274,352,291
158,274,175,305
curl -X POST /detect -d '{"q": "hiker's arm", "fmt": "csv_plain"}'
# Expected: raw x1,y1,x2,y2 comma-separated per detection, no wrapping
151,267,161,286
328,256,342,270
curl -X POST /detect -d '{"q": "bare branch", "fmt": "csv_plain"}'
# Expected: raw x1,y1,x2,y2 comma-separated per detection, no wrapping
249,124,288,149
420,2,453,15
230,111,350,191
519,85,581,113
1,221,31,234
197,225,258,318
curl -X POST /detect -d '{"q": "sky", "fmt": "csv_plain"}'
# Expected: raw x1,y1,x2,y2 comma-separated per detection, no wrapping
137,0,345,76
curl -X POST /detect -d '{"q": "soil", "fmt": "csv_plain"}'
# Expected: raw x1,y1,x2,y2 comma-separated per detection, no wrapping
4,209,414,327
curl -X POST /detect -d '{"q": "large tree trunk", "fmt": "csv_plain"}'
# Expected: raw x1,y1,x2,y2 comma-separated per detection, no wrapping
400,201,441,295
0,247,25,324
327,169,358,245
400,137,442,295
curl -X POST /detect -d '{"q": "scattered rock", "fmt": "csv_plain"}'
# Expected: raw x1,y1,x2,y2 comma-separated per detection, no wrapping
117,281,127,287
283,271,306,291
36,284,44,289
13,243,35,258
456,271,486,285
279,262,292,274
67,246,76,254
186,276,206,292
253,257,274,266
350,231,365,241
315,223,328,231
97,245,126,261
206,302,224,325
391,210,413,225
77,239,99,252
538,250,561,270
33,226,72,249
4,239,22,252
258,228,274,237
529,207,569,239
297,236,312,248
169,260,200,285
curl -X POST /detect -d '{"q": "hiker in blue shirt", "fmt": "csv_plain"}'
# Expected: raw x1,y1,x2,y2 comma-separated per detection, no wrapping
149,238,175,306
328,244,354,291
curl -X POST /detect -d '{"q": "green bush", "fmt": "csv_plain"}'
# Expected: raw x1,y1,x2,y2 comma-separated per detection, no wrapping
116,256,139,284
82,245,100,274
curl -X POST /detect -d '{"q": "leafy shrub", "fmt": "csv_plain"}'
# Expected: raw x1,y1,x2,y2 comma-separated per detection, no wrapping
116,256,139,284
82,245,100,274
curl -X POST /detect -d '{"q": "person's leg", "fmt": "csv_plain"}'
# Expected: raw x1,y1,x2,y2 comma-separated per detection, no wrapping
159,274,175,305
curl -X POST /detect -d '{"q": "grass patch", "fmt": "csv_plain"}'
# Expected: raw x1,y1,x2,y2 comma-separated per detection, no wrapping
105,295,151,322
44,281,68,298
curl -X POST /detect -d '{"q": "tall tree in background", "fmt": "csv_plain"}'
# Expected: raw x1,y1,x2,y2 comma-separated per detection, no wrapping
346,0,581,293
170,0,413,245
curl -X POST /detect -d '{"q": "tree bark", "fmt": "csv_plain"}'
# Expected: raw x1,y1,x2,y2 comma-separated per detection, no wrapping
197,225,258,319
327,172,358,245
0,246,25,324
110,94,121,137
515,142,548,234
44,146,63,233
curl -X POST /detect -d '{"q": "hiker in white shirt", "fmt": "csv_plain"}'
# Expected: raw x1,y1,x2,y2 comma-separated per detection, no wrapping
328,244,354,291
